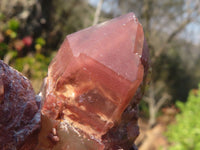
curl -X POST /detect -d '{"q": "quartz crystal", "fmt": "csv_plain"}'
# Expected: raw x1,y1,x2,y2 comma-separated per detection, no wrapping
39,12,145,150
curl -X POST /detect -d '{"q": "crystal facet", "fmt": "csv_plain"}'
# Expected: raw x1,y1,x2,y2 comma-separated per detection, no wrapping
39,12,145,150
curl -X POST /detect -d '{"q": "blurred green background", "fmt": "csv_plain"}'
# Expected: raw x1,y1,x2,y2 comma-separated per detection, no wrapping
0,0,200,149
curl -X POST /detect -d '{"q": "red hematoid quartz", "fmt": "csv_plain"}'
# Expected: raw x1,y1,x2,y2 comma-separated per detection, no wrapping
41,12,144,149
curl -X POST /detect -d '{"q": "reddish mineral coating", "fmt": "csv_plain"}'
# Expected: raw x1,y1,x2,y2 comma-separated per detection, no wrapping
102,38,150,150
0,60,40,150
40,13,144,150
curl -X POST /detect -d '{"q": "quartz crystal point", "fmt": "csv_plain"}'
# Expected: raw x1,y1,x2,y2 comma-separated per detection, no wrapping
39,13,146,150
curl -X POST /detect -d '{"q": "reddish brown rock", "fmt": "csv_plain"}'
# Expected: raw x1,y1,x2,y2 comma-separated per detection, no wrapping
39,12,148,150
0,60,40,150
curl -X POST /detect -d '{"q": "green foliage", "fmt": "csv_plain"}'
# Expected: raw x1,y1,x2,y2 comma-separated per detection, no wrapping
166,85,200,150
0,43,8,58
36,37,46,46
14,53,51,79
0,14,54,91
8,19,19,31
139,100,149,118
0,13,4,20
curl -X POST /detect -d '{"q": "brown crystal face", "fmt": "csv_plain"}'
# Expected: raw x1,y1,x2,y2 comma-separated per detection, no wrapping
41,12,144,150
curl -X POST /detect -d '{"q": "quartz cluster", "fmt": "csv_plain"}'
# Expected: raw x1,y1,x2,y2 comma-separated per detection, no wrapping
0,12,150,150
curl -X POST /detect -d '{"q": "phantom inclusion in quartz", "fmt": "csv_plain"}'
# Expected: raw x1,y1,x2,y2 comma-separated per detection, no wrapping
41,12,145,149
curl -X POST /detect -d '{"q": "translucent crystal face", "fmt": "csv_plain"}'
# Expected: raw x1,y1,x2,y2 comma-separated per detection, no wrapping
40,12,144,150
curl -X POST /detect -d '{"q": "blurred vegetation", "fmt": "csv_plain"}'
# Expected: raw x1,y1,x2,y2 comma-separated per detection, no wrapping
0,12,54,92
166,85,200,150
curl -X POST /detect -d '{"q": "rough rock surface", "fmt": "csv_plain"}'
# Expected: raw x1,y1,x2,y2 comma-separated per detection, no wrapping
0,60,40,150
38,13,150,150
